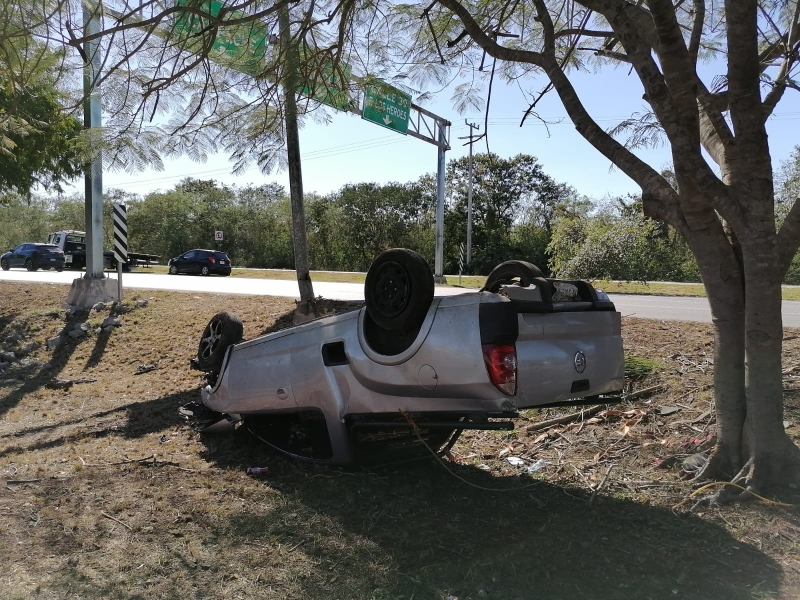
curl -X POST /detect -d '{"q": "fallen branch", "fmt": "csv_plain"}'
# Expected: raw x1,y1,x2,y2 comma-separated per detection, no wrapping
80,454,156,467
589,464,615,505
625,383,666,400
46,378,97,389
101,511,132,531
525,384,667,433
671,410,711,426
526,405,606,432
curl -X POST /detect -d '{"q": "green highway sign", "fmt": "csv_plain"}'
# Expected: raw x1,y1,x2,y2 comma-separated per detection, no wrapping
362,82,411,134
298,57,352,112
173,0,267,76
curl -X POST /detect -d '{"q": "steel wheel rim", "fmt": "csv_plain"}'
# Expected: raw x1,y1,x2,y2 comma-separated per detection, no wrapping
200,319,222,359
372,261,410,317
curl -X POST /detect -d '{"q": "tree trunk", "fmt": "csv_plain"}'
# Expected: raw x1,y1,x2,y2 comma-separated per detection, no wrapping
681,214,746,480
689,225,800,490
740,237,800,489
279,7,315,303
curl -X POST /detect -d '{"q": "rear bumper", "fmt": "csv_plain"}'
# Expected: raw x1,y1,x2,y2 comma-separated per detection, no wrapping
34,257,65,268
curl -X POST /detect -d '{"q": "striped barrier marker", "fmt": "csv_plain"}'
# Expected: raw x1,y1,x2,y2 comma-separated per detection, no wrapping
113,203,128,264
113,203,127,300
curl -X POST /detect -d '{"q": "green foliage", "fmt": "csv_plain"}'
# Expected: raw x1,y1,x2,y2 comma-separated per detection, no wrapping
311,182,433,271
548,197,699,282
0,194,54,251
442,153,574,275
0,43,83,200
625,356,659,381
778,147,800,284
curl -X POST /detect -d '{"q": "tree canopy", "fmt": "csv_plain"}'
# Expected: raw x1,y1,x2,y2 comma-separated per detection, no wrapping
0,76,83,199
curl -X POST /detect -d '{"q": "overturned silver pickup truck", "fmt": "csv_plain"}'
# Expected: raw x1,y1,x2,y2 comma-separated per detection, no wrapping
184,250,624,465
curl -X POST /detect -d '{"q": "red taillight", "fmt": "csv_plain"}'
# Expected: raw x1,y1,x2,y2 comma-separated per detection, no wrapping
482,344,517,395
208,257,215,263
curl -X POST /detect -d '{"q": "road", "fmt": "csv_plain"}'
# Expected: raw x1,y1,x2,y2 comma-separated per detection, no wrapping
3,269,800,326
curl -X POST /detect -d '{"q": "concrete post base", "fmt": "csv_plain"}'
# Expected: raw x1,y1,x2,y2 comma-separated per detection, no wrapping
66,277,118,308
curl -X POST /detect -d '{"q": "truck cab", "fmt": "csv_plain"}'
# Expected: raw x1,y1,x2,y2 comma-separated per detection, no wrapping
47,231,87,270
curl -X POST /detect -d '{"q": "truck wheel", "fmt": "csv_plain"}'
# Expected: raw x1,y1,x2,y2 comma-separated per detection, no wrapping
365,248,433,331
1,258,9,271
196,312,244,373
200,265,210,276
25,259,37,272
481,260,544,293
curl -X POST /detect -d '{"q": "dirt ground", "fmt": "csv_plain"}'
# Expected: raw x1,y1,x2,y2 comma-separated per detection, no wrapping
1,280,800,600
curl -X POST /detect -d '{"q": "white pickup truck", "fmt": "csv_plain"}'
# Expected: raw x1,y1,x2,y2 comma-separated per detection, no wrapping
184,250,625,465
46,230,160,271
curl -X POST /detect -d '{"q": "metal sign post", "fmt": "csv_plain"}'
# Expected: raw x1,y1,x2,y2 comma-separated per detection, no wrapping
112,203,128,301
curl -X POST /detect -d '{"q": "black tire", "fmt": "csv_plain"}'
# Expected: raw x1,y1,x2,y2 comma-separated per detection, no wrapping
25,258,37,272
200,265,210,276
196,312,244,373
1,258,9,271
481,260,544,294
365,248,434,331
56,267,63,272
169,265,178,275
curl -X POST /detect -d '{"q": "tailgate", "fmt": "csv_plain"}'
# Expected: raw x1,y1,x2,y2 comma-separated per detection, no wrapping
514,310,624,408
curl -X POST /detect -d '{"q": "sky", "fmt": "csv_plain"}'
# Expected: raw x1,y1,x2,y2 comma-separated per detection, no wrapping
84,61,800,201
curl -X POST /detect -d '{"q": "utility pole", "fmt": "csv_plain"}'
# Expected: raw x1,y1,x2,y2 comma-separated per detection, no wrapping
66,1,117,307
459,120,480,266
279,6,314,303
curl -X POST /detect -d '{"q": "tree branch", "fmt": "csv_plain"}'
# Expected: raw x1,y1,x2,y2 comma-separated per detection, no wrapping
762,0,800,120
688,0,704,64
554,28,614,39
436,0,545,65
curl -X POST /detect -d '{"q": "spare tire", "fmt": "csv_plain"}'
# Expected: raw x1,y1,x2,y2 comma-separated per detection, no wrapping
365,249,434,331
196,311,244,373
481,260,545,294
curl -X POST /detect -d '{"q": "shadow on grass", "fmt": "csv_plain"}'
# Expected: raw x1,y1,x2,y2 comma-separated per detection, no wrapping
0,389,191,458
187,428,786,600
233,460,784,600
83,327,112,370
0,309,93,419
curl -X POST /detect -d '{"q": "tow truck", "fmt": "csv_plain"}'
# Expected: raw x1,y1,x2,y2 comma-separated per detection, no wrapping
46,230,160,271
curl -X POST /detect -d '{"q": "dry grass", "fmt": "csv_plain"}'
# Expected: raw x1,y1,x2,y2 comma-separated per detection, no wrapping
2,281,800,599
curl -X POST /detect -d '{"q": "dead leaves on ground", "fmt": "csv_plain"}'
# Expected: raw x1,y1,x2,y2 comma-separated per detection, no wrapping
529,407,652,448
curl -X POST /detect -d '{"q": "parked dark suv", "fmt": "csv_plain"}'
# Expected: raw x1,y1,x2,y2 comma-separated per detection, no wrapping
168,249,232,276
1,243,65,272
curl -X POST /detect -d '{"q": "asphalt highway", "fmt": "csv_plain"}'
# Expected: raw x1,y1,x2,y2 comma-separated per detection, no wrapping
3,269,800,327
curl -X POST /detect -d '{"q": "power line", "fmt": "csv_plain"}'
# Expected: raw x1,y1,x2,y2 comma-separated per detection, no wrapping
102,111,800,191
